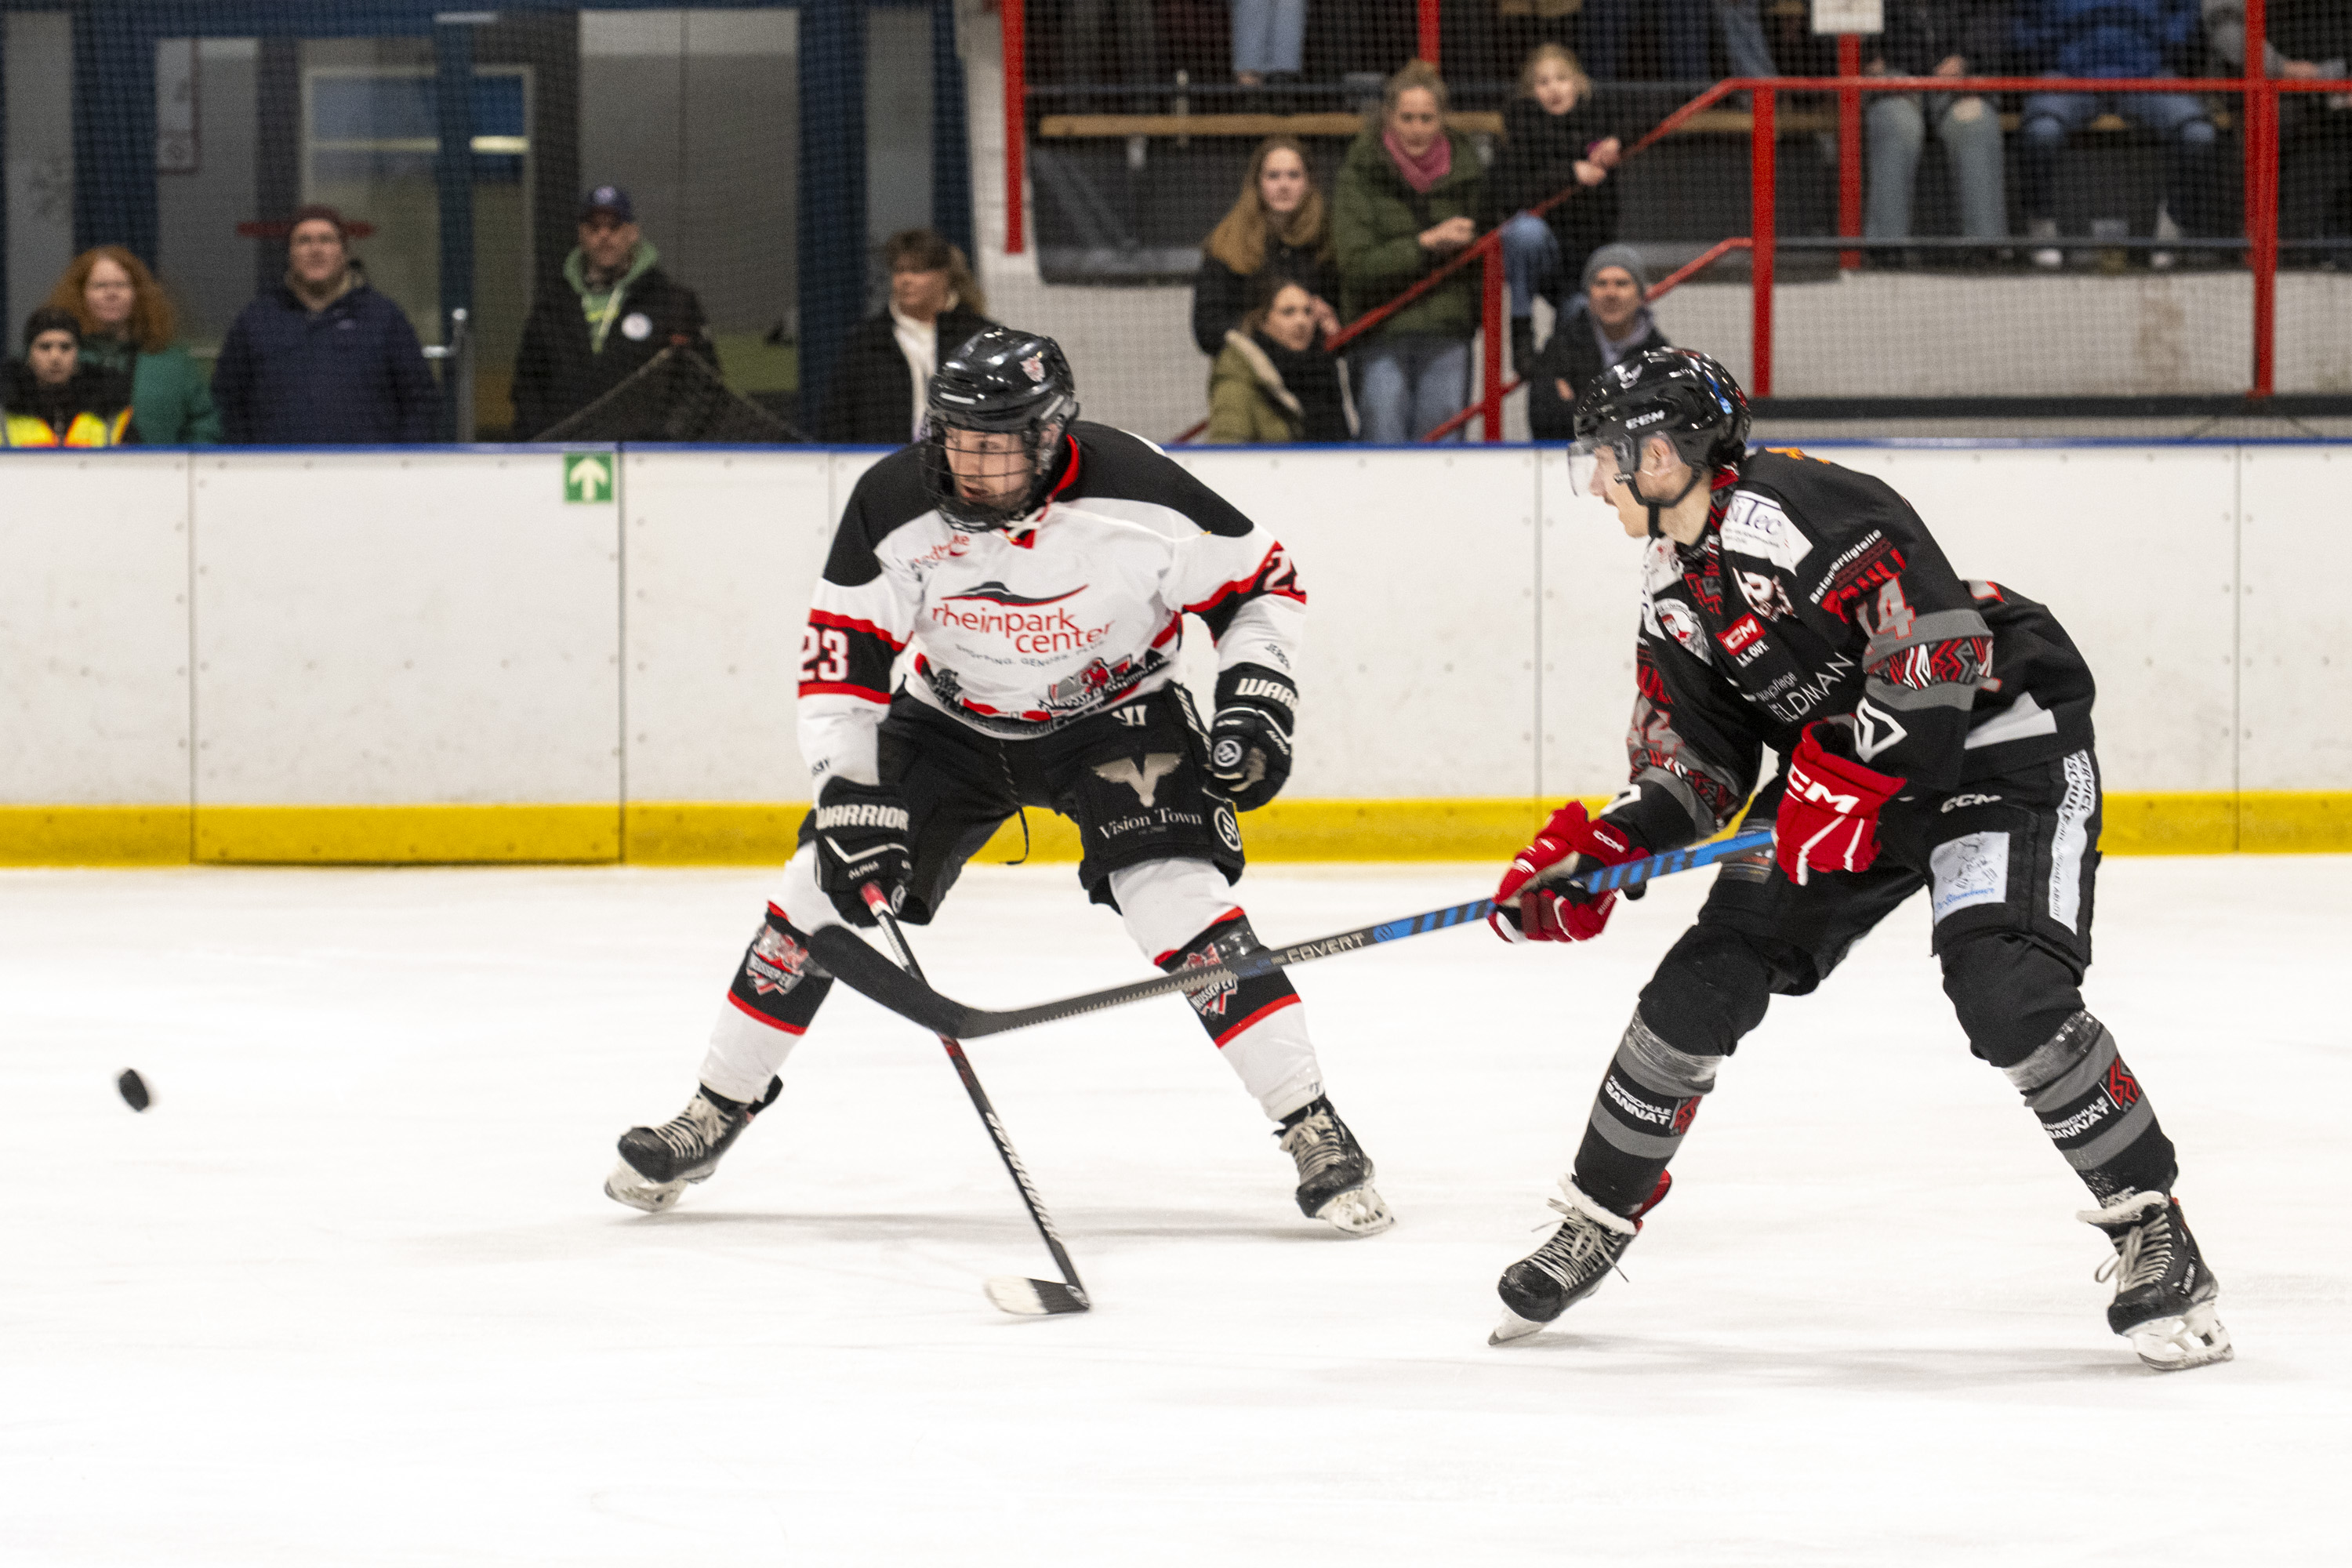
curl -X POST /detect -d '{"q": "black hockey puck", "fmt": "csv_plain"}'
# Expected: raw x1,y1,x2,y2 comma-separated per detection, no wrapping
118,1069,151,1112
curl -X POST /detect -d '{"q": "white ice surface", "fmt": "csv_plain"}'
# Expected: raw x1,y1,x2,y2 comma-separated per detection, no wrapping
2,858,2343,1564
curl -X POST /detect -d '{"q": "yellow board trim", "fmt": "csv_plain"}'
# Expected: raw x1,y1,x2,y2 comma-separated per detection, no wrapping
2,793,2347,867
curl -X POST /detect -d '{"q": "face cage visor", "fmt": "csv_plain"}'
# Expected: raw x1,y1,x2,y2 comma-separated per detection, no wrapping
923,414,1067,531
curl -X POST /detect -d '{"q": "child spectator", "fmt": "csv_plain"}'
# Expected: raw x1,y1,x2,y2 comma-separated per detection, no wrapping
3,307,136,448
1523,245,1670,441
47,246,218,444
212,205,439,444
1864,2,2012,258
1334,60,1489,444
1205,276,1349,444
822,228,994,445
2014,0,2218,268
1192,136,1340,358
1491,45,1624,375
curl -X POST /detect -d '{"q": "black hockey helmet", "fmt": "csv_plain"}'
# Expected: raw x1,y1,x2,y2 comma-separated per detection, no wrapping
922,325,1080,530
1568,348,1751,537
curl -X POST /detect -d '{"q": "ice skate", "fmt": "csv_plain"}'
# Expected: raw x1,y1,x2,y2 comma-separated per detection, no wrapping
604,1078,780,1214
1490,1173,1668,1345
2080,1190,2233,1371
1276,1097,1392,1236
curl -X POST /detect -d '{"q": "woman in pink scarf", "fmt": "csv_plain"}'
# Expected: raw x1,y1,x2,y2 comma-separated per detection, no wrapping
1332,60,1490,443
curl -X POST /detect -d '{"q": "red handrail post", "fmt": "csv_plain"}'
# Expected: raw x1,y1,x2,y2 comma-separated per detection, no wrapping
1750,85,1777,398
1417,0,1441,64
1003,0,1027,255
2245,0,2276,397
1837,35,1863,270
1480,244,1505,441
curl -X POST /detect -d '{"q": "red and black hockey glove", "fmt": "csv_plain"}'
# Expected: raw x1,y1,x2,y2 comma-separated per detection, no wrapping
1490,801,1646,944
1773,724,1904,886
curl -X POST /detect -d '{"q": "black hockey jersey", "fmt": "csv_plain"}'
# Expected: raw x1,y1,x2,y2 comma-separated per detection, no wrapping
1603,448,2097,852
797,422,1305,789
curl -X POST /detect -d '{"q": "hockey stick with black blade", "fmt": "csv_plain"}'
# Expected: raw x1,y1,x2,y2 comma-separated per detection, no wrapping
814,828,1774,1043
858,883,1091,1319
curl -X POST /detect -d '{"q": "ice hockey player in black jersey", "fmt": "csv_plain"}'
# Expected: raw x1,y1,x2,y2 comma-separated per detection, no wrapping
606,326,1392,1236
1484,349,2229,1370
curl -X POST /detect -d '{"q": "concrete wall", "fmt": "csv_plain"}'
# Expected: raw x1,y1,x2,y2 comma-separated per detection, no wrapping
1,441,2345,861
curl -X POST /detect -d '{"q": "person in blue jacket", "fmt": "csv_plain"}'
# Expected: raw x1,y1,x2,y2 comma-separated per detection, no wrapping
2014,0,2220,268
212,205,440,444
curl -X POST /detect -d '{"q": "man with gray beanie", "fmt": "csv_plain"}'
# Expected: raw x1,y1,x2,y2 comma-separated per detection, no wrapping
1526,244,1671,441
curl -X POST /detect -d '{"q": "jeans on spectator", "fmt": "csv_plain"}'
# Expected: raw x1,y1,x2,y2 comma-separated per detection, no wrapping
1501,213,1565,319
1866,94,2008,242
1232,0,1305,77
1581,0,1773,81
1353,334,1473,445
2019,85,2220,234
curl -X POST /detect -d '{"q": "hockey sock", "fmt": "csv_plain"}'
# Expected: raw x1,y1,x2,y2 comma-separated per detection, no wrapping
2002,1011,2177,1203
698,903,834,1105
1160,911,1322,1120
1571,1010,1722,1217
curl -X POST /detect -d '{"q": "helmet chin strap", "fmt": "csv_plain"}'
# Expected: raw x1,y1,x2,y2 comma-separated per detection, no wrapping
1622,463,1708,540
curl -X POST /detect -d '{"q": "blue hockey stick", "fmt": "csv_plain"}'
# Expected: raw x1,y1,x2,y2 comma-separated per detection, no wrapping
808,827,1774,1042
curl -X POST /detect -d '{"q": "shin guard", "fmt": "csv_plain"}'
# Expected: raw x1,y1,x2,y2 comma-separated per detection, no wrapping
2004,1011,2177,1203
700,904,833,1105
1160,911,1320,1119
1572,1010,1722,1218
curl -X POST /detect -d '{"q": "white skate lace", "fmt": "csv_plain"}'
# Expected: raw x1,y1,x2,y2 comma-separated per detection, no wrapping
652,1096,731,1163
2096,1207,2174,1297
1279,1112,1348,1181
1523,1196,1619,1290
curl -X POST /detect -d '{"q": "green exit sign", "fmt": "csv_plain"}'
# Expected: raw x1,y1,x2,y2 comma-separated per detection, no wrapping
563,452,614,503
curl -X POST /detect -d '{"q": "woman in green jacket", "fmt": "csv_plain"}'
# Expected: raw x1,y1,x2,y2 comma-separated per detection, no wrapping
1331,59,1489,444
1205,278,1349,444
49,246,220,445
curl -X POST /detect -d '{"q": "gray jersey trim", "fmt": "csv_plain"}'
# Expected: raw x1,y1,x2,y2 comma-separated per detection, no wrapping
1863,675,1978,713
1860,607,1991,667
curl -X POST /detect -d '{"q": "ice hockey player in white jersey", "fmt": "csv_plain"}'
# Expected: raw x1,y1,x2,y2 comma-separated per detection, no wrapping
605,326,1392,1236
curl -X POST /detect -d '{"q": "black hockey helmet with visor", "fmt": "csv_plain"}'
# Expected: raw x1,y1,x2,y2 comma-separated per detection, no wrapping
923,326,1080,531
1568,348,1751,536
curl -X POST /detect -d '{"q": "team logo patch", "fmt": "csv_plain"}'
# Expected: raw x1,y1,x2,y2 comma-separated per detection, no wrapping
1181,938,1239,1018
746,924,815,996
1093,753,1185,808
1022,354,1046,383
1214,804,1243,852
1929,831,2010,923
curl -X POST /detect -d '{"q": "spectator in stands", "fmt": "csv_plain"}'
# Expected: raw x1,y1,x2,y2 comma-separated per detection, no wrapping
1581,0,1777,82
1192,136,1340,358
512,185,716,441
1334,60,1490,444
2206,0,2352,267
822,229,993,445
3,307,136,448
47,247,217,444
212,205,438,445
1864,2,2011,260
1232,0,1305,89
1524,245,1670,441
1205,275,1349,444
1493,45,1624,375
2014,0,2219,269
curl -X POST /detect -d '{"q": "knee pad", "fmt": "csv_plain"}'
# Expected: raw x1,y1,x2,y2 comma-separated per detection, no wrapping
1635,924,1777,1061
1939,931,2083,1068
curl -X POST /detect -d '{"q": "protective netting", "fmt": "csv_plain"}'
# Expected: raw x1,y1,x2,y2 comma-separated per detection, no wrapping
5,2,2347,448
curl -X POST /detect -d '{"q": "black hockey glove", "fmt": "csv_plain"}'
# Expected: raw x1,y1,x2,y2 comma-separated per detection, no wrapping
1207,664,1296,812
810,777,913,927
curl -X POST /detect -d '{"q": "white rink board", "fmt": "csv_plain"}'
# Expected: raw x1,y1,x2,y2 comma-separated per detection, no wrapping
4,443,2350,811
191,452,622,805
1181,447,1541,798
2237,446,2352,790
620,448,833,801
0,452,191,804
1824,445,2241,794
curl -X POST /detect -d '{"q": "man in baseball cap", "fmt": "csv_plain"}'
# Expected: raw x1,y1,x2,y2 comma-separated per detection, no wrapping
511,183,715,437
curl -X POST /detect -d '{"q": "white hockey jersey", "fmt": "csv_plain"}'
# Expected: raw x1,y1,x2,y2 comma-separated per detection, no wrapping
797,423,1307,786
